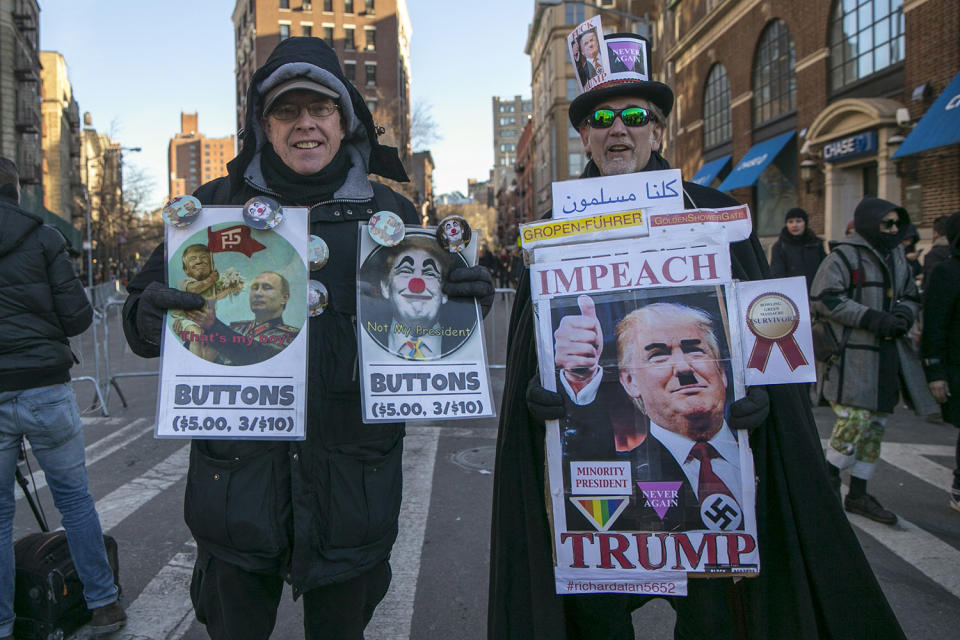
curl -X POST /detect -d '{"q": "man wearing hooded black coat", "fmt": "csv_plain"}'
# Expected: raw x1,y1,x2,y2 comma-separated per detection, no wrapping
120,38,492,640
488,32,905,640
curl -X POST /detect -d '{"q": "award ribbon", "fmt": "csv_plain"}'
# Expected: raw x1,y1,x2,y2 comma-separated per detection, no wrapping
745,293,807,371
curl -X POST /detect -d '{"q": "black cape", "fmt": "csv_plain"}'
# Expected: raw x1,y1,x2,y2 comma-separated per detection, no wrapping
487,156,906,639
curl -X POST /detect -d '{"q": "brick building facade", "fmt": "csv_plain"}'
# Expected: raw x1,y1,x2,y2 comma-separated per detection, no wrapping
168,112,235,199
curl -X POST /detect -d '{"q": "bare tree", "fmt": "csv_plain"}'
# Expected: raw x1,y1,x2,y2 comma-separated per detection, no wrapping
411,100,441,152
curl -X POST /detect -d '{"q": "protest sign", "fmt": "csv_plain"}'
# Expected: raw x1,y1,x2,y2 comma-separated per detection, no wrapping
356,226,495,423
156,207,309,440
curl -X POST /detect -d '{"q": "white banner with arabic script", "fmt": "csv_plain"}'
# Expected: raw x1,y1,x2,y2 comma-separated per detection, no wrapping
552,169,683,219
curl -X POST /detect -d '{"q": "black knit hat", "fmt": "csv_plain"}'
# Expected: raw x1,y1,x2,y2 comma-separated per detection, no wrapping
945,211,960,245
784,207,808,224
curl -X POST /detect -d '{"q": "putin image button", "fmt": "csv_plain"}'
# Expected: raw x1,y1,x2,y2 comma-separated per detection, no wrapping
162,195,202,228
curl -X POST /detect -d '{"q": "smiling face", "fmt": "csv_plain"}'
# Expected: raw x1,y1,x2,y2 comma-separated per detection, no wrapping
182,246,213,281
261,90,345,175
618,308,727,441
579,96,664,176
249,272,289,322
381,247,447,328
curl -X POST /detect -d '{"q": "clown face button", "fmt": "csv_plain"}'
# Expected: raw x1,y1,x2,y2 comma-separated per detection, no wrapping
162,195,202,228
368,211,405,247
243,196,283,230
308,235,330,270
437,215,471,253
307,280,329,317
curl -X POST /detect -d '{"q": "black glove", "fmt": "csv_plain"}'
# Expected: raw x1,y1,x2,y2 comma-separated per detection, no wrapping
136,281,205,345
443,265,495,317
729,386,769,433
891,303,914,329
860,309,906,338
525,376,565,422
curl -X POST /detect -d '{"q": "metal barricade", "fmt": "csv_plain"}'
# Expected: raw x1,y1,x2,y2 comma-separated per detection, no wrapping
484,287,516,370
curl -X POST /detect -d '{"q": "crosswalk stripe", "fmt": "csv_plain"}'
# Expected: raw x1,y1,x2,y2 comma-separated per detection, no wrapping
877,442,954,490
366,428,440,639
94,445,189,532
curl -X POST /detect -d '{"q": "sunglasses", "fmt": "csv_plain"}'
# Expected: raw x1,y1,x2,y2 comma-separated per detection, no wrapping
269,102,339,121
880,218,900,229
586,107,658,129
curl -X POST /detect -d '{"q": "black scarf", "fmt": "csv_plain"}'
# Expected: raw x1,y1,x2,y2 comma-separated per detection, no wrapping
260,143,352,205
779,227,818,246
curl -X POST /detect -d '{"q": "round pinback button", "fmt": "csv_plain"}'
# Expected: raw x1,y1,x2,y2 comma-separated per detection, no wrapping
368,211,405,247
162,195,202,228
436,215,472,253
307,280,329,317
308,235,330,270
243,196,283,230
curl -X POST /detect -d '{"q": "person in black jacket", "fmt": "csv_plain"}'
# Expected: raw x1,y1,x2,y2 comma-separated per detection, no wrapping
921,211,960,512
921,215,953,293
489,31,905,640
769,207,826,289
121,39,492,640
0,158,125,637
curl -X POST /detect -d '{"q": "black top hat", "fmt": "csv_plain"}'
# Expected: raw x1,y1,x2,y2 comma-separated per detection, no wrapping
568,33,674,127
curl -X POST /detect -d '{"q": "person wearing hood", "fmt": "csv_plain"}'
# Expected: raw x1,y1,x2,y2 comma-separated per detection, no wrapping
811,197,936,526
921,215,953,293
121,38,492,640
490,31,905,640
921,211,960,512
0,158,125,637
769,207,826,289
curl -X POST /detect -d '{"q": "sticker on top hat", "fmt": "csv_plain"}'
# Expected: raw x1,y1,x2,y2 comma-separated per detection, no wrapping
308,235,330,270
243,196,283,230
436,215,472,253
162,195,202,228
368,210,405,247
307,280,329,317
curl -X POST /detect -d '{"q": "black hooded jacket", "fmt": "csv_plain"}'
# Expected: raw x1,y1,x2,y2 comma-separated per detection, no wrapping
0,193,92,391
770,227,826,289
488,154,905,639
122,38,417,594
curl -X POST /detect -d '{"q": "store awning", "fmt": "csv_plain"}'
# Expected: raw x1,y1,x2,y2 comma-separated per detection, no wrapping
690,155,731,187
716,131,796,192
893,70,960,159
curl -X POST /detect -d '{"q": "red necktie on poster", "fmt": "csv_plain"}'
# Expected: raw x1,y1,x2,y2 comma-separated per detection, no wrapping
687,442,735,503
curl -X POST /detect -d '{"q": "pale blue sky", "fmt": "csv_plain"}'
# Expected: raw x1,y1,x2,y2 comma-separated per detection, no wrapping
39,1,534,209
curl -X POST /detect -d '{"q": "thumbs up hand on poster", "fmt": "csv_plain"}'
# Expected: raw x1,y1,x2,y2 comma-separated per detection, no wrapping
554,294,603,393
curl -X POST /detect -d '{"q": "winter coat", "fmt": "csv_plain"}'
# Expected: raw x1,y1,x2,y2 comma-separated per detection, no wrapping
0,194,92,391
769,228,826,289
921,236,951,293
122,37,416,596
921,250,960,427
810,232,935,414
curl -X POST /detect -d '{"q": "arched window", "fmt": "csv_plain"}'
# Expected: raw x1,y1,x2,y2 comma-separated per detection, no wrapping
703,64,731,149
752,20,796,126
828,0,904,92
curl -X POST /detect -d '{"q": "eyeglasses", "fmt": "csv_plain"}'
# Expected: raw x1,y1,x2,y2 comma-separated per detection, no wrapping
585,107,658,129
269,102,339,121
880,218,900,229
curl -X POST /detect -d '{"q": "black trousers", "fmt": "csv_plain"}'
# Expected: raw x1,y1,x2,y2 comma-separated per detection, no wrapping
190,552,392,640
563,578,746,640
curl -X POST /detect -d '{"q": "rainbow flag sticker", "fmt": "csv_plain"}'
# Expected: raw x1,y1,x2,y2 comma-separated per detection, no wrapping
569,496,630,531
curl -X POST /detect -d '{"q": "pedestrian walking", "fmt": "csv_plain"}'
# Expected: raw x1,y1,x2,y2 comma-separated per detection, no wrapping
769,207,826,289
811,197,937,525
920,211,960,512
921,215,953,293
0,158,125,638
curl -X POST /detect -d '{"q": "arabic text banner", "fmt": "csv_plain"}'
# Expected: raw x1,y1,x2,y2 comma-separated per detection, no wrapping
552,168,683,220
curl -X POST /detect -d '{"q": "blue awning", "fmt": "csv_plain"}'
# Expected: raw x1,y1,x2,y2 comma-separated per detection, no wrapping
893,70,960,159
716,131,796,192
690,155,731,187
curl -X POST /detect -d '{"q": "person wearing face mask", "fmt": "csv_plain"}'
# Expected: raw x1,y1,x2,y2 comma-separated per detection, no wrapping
769,207,826,289
811,197,937,525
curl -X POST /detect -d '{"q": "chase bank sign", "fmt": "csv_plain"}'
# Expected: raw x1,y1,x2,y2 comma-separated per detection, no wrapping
823,131,878,163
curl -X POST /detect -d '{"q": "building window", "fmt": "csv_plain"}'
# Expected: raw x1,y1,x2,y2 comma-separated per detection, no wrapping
344,26,355,50
755,137,798,237
564,3,585,25
280,0,289,8
569,152,585,176
499,143,516,153
828,0,904,92
499,116,516,126
345,0,354,13
365,62,376,87
752,19,796,126
301,23,312,37
500,129,516,138
522,101,532,111
569,125,580,140
323,24,334,44
566,78,578,101
344,60,356,80
366,98,378,112
323,0,332,11
279,23,291,40
365,0,374,12
703,63,731,149
499,104,515,113
365,27,375,51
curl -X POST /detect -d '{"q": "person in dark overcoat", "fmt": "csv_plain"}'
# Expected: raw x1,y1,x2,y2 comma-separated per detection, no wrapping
769,207,826,289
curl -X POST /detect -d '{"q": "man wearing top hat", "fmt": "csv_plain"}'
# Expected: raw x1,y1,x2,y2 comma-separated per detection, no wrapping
489,28,905,640
121,37,492,640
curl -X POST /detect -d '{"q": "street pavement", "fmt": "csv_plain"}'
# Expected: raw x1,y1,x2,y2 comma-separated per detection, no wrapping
11,292,960,639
